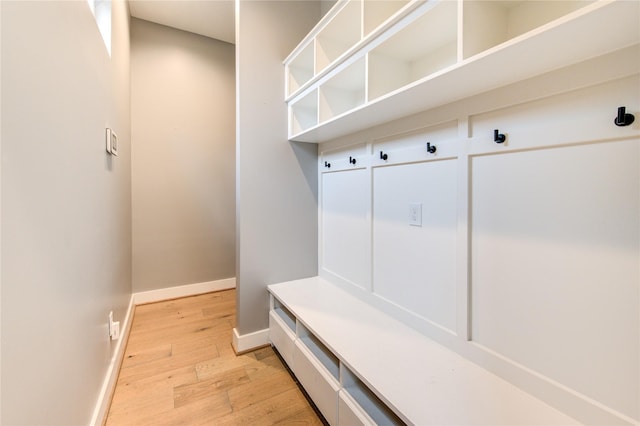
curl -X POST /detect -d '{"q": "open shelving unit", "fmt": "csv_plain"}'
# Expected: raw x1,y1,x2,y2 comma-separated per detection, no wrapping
284,0,640,142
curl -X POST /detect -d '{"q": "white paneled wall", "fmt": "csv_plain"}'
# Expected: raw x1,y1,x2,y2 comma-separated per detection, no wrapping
471,140,639,416
321,164,370,289
319,73,640,423
372,159,457,333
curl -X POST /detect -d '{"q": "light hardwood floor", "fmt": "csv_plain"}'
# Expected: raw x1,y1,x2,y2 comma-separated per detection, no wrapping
105,290,324,425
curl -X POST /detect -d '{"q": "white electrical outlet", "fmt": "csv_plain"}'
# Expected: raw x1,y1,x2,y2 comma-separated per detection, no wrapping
108,311,120,340
111,321,120,340
105,128,118,156
409,203,422,227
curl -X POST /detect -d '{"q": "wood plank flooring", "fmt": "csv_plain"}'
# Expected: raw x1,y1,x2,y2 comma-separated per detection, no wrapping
105,290,323,425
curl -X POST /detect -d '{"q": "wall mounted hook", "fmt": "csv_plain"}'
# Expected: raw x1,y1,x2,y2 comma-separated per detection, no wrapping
380,151,388,161
494,129,506,144
349,156,356,165
426,142,436,154
324,161,331,168
614,106,635,126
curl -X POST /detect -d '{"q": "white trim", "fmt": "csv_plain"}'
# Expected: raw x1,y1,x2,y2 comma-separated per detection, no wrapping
133,277,236,305
232,327,270,353
89,296,135,426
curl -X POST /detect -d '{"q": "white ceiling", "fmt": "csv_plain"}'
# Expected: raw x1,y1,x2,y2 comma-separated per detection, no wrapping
129,0,236,44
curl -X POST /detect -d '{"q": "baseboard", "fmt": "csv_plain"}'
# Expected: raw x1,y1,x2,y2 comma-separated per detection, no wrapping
232,327,270,354
89,295,135,426
90,277,236,425
133,277,236,305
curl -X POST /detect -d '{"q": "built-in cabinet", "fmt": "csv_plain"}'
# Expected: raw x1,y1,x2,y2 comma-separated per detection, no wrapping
269,292,405,425
317,73,639,415
284,0,639,142
271,0,640,424
271,71,640,424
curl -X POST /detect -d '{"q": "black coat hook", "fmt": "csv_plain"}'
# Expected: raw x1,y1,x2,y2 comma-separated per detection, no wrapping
494,129,506,144
426,142,436,154
615,106,635,126
349,156,356,165
380,151,388,160
324,161,331,168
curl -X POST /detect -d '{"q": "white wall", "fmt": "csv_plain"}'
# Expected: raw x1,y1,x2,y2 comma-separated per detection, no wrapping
130,18,236,293
0,1,131,424
319,50,639,424
235,0,321,337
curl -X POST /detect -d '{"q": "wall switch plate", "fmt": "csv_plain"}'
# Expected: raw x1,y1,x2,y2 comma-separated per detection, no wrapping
409,203,422,226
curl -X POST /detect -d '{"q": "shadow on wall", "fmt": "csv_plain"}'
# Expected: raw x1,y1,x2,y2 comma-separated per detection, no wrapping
290,141,319,204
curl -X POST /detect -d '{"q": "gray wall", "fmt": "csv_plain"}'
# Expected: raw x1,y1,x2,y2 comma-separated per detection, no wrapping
131,19,236,293
1,0,131,424
235,1,320,335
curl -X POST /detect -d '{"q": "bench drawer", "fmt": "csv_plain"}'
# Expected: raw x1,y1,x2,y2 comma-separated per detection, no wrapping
269,310,295,367
293,340,340,425
338,389,375,426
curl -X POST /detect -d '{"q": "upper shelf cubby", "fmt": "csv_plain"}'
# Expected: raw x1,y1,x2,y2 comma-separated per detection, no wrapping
368,0,457,101
316,0,362,74
285,0,640,142
363,0,411,37
287,42,315,96
462,0,597,58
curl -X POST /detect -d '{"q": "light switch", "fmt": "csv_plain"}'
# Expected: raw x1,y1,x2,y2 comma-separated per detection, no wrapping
409,203,422,226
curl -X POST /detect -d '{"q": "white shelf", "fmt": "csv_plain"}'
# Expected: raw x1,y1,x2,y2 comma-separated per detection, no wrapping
268,276,580,425
287,0,640,142
319,57,366,122
462,0,597,58
284,0,423,103
363,0,410,37
290,89,318,136
316,0,362,74
287,42,314,97
368,0,457,101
